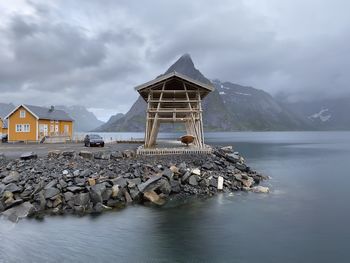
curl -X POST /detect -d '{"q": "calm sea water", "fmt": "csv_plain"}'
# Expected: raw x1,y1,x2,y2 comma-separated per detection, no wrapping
1,132,350,263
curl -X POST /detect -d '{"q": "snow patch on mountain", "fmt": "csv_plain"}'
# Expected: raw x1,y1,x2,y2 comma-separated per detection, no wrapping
309,109,331,122
235,92,251,96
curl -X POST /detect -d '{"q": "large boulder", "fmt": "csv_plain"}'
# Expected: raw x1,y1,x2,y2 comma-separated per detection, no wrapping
62,150,75,158
111,151,123,159
44,188,60,199
2,201,35,222
188,175,198,186
79,150,93,159
48,150,61,159
4,183,22,193
122,150,135,158
89,183,106,204
72,193,90,207
20,152,37,160
94,151,110,160
2,171,20,184
137,175,162,193
235,163,247,172
251,186,270,193
240,177,254,188
170,180,181,193
143,191,165,206
66,186,83,193
44,179,57,190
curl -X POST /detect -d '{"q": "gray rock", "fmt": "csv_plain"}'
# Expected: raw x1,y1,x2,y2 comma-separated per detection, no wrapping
162,168,173,180
137,175,162,193
48,150,61,159
209,178,218,187
93,202,104,213
220,146,233,153
188,175,198,186
170,180,181,193
102,189,112,201
202,162,214,170
181,171,191,183
235,163,247,172
94,151,110,160
158,179,172,195
44,179,57,190
72,193,90,206
4,183,22,193
89,183,106,204
228,153,240,162
129,187,140,200
2,171,20,184
127,178,141,189
64,192,74,201
79,150,93,159
62,150,75,158
44,188,60,199
122,150,135,158
59,179,67,188
66,186,83,193
2,201,35,222
80,169,92,177
111,151,123,159
110,177,127,188
20,152,37,160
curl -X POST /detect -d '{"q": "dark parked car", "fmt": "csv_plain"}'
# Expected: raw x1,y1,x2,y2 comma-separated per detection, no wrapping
84,134,105,147
1,134,8,143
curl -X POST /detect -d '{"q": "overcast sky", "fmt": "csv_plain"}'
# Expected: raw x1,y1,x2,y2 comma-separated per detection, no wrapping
0,0,349,121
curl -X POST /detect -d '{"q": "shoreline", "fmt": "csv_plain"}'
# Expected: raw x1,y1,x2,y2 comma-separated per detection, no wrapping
0,146,269,222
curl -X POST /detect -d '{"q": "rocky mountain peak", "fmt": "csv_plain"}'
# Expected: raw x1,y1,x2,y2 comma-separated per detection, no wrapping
164,53,211,84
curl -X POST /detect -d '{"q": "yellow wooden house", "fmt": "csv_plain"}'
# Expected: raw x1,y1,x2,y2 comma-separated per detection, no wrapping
5,104,74,142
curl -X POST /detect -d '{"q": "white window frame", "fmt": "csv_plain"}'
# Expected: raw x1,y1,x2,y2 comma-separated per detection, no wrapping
15,124,30,132
20,110,26,118
16,124,22,132
23,124,30,132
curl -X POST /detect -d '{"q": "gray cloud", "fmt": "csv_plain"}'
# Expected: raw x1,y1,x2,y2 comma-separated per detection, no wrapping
0,0,350,120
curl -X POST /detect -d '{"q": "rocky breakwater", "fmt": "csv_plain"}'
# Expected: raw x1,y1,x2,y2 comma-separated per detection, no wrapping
0,147,268,222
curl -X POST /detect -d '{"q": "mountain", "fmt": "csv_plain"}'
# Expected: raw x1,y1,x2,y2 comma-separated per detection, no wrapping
55,105,104,132
284,97,350,130
94,113,124,132
95,54,309,132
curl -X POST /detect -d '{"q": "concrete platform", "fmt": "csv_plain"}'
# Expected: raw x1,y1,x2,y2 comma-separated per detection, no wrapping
136,140,212,155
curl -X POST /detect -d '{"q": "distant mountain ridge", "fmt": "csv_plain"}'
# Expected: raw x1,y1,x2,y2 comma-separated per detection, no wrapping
55,105,104,131
96,54,309,131
284,97,350,130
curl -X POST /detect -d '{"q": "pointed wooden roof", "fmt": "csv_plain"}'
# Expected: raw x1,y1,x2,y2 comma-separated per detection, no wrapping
135,71,214,101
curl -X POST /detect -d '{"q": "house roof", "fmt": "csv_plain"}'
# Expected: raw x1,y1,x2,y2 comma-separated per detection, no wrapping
135,71,214,92
5,104,74,121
